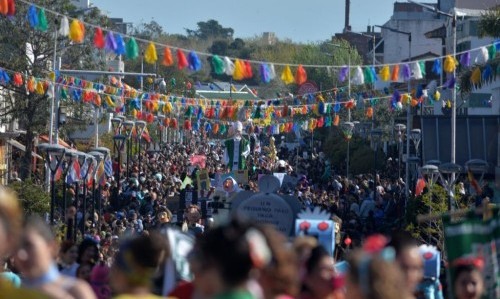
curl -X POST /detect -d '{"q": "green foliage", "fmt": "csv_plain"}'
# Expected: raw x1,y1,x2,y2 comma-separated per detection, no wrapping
186,19,234,40
322,129,385,174
405,184,449,252
478,7,500,38
10,179,50,216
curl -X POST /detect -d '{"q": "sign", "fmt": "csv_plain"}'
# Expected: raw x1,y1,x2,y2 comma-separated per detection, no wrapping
295,207,336,256
231,175,301,236
444,212,500,299
160,228,194,296
197,169,211,197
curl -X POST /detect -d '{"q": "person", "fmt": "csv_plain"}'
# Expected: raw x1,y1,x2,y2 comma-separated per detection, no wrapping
110,232,170,299
15,216,96,299
452,257,485,299
300,245,344,299
182,205,204,236
77,238,99,268
192,219,267,299
0,187,52,298
387,232,423,297
344,245,412,299
90,262,112,299
58,240,79,277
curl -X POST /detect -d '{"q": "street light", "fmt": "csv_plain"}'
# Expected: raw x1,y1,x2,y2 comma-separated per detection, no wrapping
111,117,123,135
376,24,412,199
421,164,440,187
394,124,406,179
342,122,355,178
370,129,383,200
38,143,66,224
135,120,147,173
122,121,135,178
88,151,104,228
408,0,458,180
438,162,462,211
157,115,166,145
410,129,422,158
113,135,127,195
61,150,77,221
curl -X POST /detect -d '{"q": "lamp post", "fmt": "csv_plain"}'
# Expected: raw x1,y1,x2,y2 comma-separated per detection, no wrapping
394,124,406,179
438,163,462,211
75,152,89,236
122,121,135,178
88,151,103,228
157,115,165,147
111,117,123,135
61,150,77,221
113,135,127,196
80,154,95,235
38,143,66,225
408,0,457,180
370,129,383,200
91,147,110,224
410,129,422,160
376,24,412,199
135,120,147,173
342,122,355,178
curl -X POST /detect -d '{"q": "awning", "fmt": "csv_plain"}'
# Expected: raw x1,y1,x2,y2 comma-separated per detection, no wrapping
39,135,71,148
7,139,43,160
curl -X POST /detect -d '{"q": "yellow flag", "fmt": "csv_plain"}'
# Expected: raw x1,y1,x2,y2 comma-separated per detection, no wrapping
144,42,158,64
281,65,294,85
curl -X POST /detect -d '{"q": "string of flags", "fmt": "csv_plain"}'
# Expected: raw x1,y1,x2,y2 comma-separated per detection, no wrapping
0,60,456,136
4,0,499,87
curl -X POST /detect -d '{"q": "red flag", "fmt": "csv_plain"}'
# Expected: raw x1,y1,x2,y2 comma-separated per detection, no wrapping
415,178,426,196
468,170,482,195
190,155,206,169
54,165,63,181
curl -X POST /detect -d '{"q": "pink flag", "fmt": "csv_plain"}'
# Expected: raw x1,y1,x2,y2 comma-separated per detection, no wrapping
190,155,206,169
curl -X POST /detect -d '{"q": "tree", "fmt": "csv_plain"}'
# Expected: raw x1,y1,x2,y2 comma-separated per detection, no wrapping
186,19,234,40
0,1,108,179
478,7,500,38
10,179,50,216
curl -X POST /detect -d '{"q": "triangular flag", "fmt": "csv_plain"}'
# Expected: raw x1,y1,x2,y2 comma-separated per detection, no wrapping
144,42,158,64
162,47,174,66
223,57,235,75
295,65,307,85
177,49,189,69
126,37,139,59
281,65,294,84
59,16,70,36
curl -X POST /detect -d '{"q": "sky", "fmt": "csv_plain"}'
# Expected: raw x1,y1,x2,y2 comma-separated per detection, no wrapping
89,0,401,43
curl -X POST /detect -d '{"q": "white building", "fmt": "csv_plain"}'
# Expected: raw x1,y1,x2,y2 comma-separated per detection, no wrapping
71,0,90,9
381,2,444,64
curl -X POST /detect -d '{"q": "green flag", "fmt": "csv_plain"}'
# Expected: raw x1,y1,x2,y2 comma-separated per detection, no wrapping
180,176,193,190
444,211,500,299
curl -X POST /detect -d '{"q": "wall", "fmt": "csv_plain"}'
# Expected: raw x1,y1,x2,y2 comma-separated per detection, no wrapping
382,18,443,64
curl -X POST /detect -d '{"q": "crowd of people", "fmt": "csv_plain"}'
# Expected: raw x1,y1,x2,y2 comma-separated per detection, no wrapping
0,129,491,299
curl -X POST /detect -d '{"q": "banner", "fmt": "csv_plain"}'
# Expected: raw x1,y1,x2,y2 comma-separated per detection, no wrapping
444,212,500,299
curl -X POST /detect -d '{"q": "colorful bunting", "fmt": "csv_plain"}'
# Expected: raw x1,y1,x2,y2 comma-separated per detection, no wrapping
162,47,174,66
281,65,294,85
379,65,390,81
211,55,225,75
295,65,307,85
37,8,48,32
93,27,105,49
59,16,70,36
176,50,188,69
126,37,139,59
443,55,456,73
233,59,245,81
144,42,158,64
188,51,202,71
69,19,85,43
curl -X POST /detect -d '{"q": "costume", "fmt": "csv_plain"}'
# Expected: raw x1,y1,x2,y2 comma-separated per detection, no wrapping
224,122,250,171
416,245,444,299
